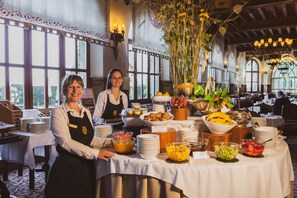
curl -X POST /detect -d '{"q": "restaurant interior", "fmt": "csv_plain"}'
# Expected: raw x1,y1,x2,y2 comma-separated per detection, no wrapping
0,0,297,197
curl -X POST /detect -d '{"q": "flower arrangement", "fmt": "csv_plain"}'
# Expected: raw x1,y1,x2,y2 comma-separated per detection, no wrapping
143,0,246,93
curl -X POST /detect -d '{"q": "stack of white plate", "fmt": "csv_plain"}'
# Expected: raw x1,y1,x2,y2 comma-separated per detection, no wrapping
28,122,46,133
137,134,160,160
153,104,166,112
19,117,35,132
178,127,199,142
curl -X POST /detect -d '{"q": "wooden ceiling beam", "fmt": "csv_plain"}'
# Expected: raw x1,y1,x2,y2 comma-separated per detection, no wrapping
244,0,297,9
226,17,297,33
257,7,266,20
227,33,297,45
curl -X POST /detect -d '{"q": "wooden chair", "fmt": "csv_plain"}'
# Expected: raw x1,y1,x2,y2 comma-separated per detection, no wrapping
280,104,297,136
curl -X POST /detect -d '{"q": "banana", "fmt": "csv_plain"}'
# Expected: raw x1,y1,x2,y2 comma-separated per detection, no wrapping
206,112,230,120
207,112,234,125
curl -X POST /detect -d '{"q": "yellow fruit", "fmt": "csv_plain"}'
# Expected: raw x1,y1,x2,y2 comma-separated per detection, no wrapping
156,91,163,96
163,92,170,96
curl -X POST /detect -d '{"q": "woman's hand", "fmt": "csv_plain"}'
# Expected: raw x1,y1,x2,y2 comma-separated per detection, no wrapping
98,150,115,161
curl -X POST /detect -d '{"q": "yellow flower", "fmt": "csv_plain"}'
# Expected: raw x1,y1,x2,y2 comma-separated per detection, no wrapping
189,19,195,26
178,12,186,17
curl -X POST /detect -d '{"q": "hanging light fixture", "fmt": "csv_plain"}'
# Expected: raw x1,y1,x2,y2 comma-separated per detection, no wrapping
254,37,293,57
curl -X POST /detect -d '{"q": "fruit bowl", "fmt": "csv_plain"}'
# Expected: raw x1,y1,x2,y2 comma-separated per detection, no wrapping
240,139,265,157
165,142,191,162
213,142,239,161
112,137,135,154
151,96,171,103
202,115,237,134
140,112,174,127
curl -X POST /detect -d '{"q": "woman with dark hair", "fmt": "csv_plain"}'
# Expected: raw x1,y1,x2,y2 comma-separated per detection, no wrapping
273,91,291,115
93,68,128,124
45,74,115,198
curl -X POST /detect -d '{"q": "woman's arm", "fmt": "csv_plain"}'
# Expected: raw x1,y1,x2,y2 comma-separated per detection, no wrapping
51,106,99,159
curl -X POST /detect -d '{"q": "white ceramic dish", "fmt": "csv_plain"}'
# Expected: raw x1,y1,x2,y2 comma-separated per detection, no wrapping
139,112,174,127
202,115,237,134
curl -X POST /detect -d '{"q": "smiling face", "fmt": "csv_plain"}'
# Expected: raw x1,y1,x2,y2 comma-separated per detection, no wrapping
110,71,123,88
65,80,83,103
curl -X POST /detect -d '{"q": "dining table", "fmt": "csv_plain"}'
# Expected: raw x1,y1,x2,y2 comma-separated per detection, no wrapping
0,130,56,189
260,114,285,128
95,140,294,198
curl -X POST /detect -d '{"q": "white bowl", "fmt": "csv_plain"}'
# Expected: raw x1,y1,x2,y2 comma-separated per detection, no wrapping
202,115,237,134
151,96,171,103
139,112,174,127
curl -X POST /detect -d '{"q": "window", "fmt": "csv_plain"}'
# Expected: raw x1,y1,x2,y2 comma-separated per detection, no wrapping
272,60,297,94
0,21,89,109
246,59,259,92
127,41,161,102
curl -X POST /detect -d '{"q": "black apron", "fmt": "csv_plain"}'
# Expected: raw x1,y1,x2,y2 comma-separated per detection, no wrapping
45,111,95,198
102,94,124,120
102,94,124,131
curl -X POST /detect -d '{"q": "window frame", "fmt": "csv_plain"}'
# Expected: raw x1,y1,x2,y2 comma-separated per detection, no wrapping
0,20,90,109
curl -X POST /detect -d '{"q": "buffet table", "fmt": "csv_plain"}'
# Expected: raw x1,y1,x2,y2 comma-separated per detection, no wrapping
95,140,294,198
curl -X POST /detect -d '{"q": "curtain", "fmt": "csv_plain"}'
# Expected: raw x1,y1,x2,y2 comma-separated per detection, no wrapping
133,3,165,54
0,0,109,42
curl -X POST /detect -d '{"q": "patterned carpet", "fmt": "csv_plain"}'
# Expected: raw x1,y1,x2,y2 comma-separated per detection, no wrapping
1,137,297,198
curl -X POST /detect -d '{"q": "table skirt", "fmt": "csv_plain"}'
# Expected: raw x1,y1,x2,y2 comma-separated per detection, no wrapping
96,174,187,198
96,174,293,198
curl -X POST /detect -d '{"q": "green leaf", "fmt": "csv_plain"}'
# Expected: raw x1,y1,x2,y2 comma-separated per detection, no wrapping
194,84,205,96
222,88,228,96
209,101,214,109
227,103,234,108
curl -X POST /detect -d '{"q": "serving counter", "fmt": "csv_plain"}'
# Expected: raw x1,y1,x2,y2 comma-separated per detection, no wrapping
95,140,294,198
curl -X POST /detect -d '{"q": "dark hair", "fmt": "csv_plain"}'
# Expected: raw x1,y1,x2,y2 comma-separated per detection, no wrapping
106,68,123,89
61,74,84,97
278,91,285,98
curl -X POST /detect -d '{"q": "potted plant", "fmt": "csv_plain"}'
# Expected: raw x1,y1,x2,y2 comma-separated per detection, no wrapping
143,0,246,95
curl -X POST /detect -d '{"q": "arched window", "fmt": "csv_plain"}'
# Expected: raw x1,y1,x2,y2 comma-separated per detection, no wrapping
246,59,259,92
272,58,297,94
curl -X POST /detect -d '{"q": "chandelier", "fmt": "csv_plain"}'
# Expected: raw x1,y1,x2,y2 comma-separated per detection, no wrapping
254,37,293,55
264,54,296,70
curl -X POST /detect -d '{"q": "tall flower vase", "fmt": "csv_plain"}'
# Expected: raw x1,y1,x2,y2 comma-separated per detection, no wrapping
174,83,194,97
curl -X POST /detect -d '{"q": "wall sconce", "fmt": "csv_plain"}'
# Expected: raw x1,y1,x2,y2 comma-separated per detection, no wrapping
262,69,268,74
223,59,228,69
110,23,125,60
236,65,240,71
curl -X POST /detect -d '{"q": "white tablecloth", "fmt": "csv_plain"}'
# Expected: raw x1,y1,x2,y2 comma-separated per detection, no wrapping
0,131,55,169
96,141,294,198
261,115,284,128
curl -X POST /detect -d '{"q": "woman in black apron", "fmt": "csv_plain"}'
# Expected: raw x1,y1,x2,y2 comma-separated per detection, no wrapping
45,74,114,198
93,68,128,130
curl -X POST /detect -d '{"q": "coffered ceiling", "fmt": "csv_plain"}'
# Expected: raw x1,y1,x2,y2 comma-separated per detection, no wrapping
224,0,297,57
